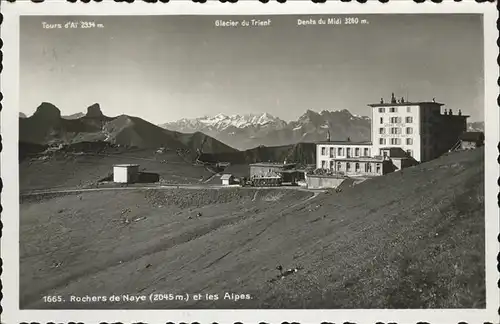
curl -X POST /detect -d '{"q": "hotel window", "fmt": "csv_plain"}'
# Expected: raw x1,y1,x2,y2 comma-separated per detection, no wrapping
406,127,413,134
322,161,326,169
379,128,385,134
337,147,342,156
406,138,413,145
389,107,398,113
366,163,372,172
379,138,386,145
321,147,326,155
346,162,351,171
337,161,342,171
380,117,383,124
355,148,360,156
390,127,400,134
330,147,335,157
390,138,401,145
330,161,335,169
378,108,385,113
376,163,381,173
355,163,360,172
406,116,413,123
407,106,411,113
364,148,369,156
346,148,352,157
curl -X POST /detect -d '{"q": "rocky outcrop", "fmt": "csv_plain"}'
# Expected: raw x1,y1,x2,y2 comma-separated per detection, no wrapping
32,102,61,120
85,103,104,118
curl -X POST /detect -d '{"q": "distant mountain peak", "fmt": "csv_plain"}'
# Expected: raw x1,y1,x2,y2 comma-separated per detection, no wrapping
298,109,321,123
32,102,61,120
214,113,228,119
85,103,104,118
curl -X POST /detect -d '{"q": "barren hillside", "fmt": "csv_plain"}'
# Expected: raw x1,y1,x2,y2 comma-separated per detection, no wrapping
20,148,484,309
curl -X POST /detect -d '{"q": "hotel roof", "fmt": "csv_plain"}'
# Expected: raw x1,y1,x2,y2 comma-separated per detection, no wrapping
316,141,372,145
367,101,444,107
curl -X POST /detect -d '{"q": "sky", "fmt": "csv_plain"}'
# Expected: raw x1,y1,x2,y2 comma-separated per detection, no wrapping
20,14,484,122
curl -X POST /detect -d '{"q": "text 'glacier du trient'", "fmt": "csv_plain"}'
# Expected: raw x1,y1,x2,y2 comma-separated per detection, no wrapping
214,19,272,28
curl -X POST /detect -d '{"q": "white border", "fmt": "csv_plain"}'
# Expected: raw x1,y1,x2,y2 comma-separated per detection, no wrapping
2,1,498,323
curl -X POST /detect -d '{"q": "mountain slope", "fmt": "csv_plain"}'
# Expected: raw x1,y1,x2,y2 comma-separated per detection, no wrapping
20,148,484,309
19,102,238,155
199,142,316,165
161,109,371,150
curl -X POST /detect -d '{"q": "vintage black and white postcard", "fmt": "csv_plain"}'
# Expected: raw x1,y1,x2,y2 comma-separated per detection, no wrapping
1,1,498,323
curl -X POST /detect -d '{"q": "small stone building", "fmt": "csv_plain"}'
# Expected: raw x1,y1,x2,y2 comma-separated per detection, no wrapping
328,156,395,176
113,164,139,184
221,174,235,186
249,162,299,184
379,147,419,171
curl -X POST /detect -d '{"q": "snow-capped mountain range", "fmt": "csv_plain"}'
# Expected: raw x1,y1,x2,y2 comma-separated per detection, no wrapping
161,109,372,150
167,112,287,133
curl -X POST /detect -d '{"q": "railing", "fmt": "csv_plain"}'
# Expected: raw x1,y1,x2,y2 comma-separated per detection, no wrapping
449,140,461,152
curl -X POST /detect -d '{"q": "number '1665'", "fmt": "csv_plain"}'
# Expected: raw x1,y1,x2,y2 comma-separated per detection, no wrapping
43,295,63,303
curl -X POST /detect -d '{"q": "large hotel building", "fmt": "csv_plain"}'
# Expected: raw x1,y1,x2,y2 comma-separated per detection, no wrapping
316,93,468,175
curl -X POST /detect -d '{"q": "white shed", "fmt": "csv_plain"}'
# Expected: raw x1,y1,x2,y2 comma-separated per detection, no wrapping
220,174,234,186
113,164,139,183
